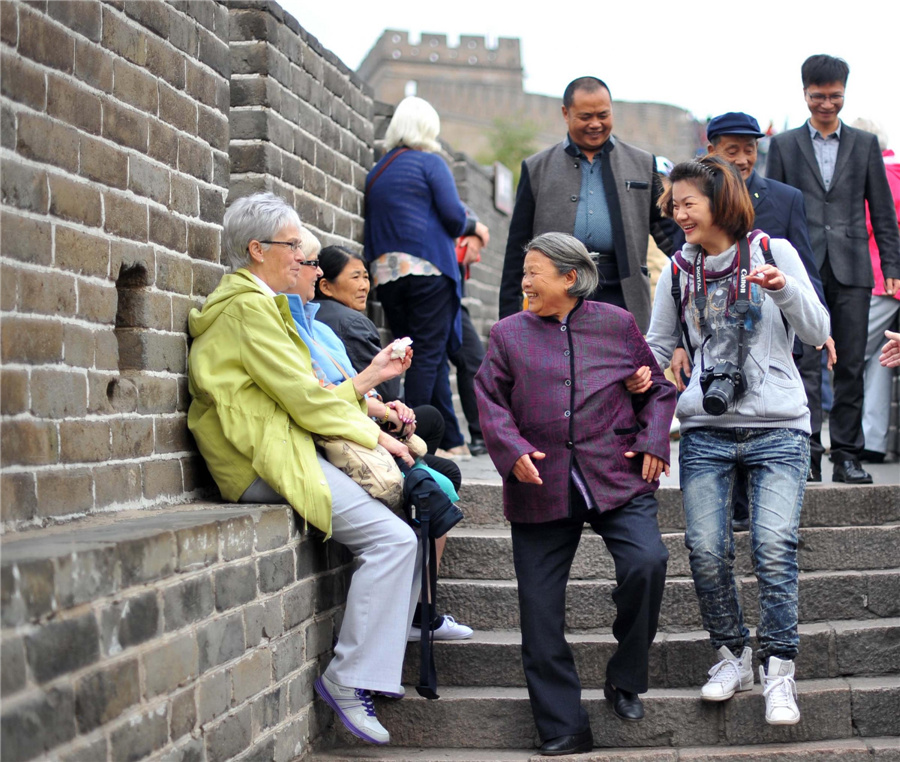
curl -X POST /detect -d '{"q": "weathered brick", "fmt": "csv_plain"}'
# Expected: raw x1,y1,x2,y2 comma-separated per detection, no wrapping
244,597,284,646
123,0,170,37
58,736,109,762
1,471,38,524
77,278,118,324
130,155,171,206
1,312,62,363
25,612,100,682
197,25,229,78
192,259,224,296
214,562,257,612
212,149,229,189
1,635,27,697
159,81,198,135
116,287,172,329
197,611,245,673
154,415,190,455
258,548,295,593
178,134,212,181
109,416,154,458
131,374,178,414
162,576,213,632
1,102,15,150
91,328,117,370
74,36,114,91
18,5,75,73
187,221,219,261
198,106,228,152
1,419,59,468
101,5,147,66
0,159,49,213
198,668,229,724
60,419,111,462
156,251,193,295
282,579,314,631
229,648,271,706
47,0,102,41
62,322,96,368
54,545,119,609
118,533,176,587
143,631,198,697
219,515,254,561
0,368,29,415
36,467,94,517
111,240,155,286
16,112,80,173
0,0,17,46
109,704,169,762
205,704,251,762
104,191,149,241
252,685,285,734
102,99,149,153
164,689,195,744
15,557,56,621
166,3,198,57
0,262,17,311
80,134,129,189
47,172,103,227
0,50,46,110
142,457,184,499
272,627,305,681
174,520,218,570
117,328,187,373
47,73,102,134
93,462,142,507
149,206,188,252
54,224,111,277
17,266,77,317
169,172,199,216
75,657,140,732
145,33,185,90
29,366,88,418
0,685,76,762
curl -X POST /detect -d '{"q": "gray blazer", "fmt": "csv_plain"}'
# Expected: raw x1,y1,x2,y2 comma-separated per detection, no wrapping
500,137,666,331
766,123,900,288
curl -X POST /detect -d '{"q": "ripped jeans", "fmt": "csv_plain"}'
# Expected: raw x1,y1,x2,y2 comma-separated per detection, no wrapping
680,427,808,661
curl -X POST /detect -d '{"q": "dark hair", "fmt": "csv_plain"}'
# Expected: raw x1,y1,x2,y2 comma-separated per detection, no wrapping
315,245,365,299
563,77,611,109
658,155,755,241
801,54,849,87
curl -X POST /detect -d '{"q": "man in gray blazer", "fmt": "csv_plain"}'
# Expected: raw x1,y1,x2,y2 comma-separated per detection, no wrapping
767,54,900,484
499,77,674,331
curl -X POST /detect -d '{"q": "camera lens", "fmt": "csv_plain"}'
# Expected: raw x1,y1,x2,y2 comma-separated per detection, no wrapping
702,379,734,416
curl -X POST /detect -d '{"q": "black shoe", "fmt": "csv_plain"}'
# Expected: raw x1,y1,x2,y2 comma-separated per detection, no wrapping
538,729,593,756
604,680,644,722
832,459,873,484
468,438,488,457
808,456,822,482
860,449,886,464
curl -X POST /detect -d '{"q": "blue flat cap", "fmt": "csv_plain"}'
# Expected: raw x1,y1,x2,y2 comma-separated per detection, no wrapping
706,112,765,140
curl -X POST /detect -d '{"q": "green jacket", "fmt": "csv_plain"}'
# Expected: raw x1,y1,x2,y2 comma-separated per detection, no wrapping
187,269,380,537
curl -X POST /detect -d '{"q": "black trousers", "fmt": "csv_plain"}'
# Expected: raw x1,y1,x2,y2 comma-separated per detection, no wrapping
511,489,667,741
448,305,485,442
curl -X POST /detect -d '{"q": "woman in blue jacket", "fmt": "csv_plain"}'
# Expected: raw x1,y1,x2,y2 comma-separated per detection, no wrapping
364,96,489,458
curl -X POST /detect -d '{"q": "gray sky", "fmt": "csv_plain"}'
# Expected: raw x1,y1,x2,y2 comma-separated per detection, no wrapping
279,0,895,158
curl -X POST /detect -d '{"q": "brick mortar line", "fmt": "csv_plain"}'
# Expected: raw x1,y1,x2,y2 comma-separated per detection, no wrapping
0,310,194,339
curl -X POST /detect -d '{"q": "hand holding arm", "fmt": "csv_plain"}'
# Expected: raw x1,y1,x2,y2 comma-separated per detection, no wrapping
378,430,414,467
624,366,652,394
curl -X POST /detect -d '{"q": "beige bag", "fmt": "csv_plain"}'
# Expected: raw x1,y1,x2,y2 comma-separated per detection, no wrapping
314,436,404,510
400,433,427,459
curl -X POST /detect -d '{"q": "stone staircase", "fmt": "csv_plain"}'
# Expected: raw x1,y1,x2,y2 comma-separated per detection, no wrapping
314,483,900,761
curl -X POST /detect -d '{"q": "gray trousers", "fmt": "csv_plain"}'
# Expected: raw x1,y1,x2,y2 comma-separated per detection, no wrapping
863,295,900,454
241,454,419,694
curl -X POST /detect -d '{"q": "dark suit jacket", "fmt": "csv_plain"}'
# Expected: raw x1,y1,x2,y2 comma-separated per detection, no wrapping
766,123,900,288
499,137,671,331
474,300,676,523
671,170,824,303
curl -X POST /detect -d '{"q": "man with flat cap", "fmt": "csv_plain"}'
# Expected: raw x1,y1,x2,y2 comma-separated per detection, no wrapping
670,112,834,486
499,76,674,329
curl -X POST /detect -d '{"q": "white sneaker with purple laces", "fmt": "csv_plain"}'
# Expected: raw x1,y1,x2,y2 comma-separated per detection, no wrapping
314,673,390,744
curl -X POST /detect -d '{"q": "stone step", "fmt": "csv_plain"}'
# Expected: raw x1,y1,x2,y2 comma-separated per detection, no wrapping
315,736,900,761
328,677,899,750
401,619,900,690
440,525,900,581
456,484,900,532
434,569,900,633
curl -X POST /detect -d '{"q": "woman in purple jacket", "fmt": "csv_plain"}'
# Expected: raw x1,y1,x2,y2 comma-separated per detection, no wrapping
475,232,677,756
364,96,489,458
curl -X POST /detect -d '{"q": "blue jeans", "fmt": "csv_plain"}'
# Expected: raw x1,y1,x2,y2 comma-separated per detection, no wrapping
680,427,809,661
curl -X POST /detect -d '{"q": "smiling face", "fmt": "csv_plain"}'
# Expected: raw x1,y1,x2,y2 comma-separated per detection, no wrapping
804,81,845,133
319,257,370,312
562,86,614,158
253,222,304,293
709,135,758,180
672,180,722,250
522,250,577,320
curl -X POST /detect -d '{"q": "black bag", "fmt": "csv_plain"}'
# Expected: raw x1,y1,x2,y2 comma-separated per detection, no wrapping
399,465,464,699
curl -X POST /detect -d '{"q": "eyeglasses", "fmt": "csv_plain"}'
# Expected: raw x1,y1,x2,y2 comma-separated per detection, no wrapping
806,92,844,104
259,240,302,252
298,259,319,268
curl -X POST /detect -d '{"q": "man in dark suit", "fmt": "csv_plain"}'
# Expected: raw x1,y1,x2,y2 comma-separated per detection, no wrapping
670,112,834,483
499,76,674,330
767,54,900,483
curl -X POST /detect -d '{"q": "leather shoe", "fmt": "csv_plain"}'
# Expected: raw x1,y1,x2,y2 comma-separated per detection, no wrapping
807,457,822,482
538,729,593,756
832,459,873,484
468,438,488,457
604,680,644,721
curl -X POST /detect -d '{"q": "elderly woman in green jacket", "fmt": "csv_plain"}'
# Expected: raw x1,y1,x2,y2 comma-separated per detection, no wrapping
187,192,416,746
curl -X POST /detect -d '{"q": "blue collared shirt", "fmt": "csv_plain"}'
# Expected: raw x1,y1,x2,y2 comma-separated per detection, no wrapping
807,120,841,191
285,294,358,387
565,134,615,254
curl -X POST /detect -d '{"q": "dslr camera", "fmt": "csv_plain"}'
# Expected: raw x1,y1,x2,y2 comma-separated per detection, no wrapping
699,361,746,416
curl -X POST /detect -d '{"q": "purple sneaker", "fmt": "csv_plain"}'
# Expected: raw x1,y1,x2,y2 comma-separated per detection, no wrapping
314,674,390,744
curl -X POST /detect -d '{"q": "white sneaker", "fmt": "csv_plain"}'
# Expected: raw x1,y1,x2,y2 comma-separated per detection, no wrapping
760,656,800,725
700,645,754,701
408,614,474,641
314,673,390,744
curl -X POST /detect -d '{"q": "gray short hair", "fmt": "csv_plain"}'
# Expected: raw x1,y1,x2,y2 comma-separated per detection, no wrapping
298,226,322,259
384,96,441,153
222,192,301,271
526,232,598,299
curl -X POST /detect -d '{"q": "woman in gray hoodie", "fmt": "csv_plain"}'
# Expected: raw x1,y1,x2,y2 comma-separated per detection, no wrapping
646,157,829,727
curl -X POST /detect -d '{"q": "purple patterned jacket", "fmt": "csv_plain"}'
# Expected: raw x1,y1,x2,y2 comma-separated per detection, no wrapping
475,300,677,523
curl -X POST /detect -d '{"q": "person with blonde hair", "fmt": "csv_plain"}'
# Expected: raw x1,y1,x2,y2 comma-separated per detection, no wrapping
365,96,489,461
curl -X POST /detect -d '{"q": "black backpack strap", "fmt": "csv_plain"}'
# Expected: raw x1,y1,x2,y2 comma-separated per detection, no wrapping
757,235,797,354
670,258,694,357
